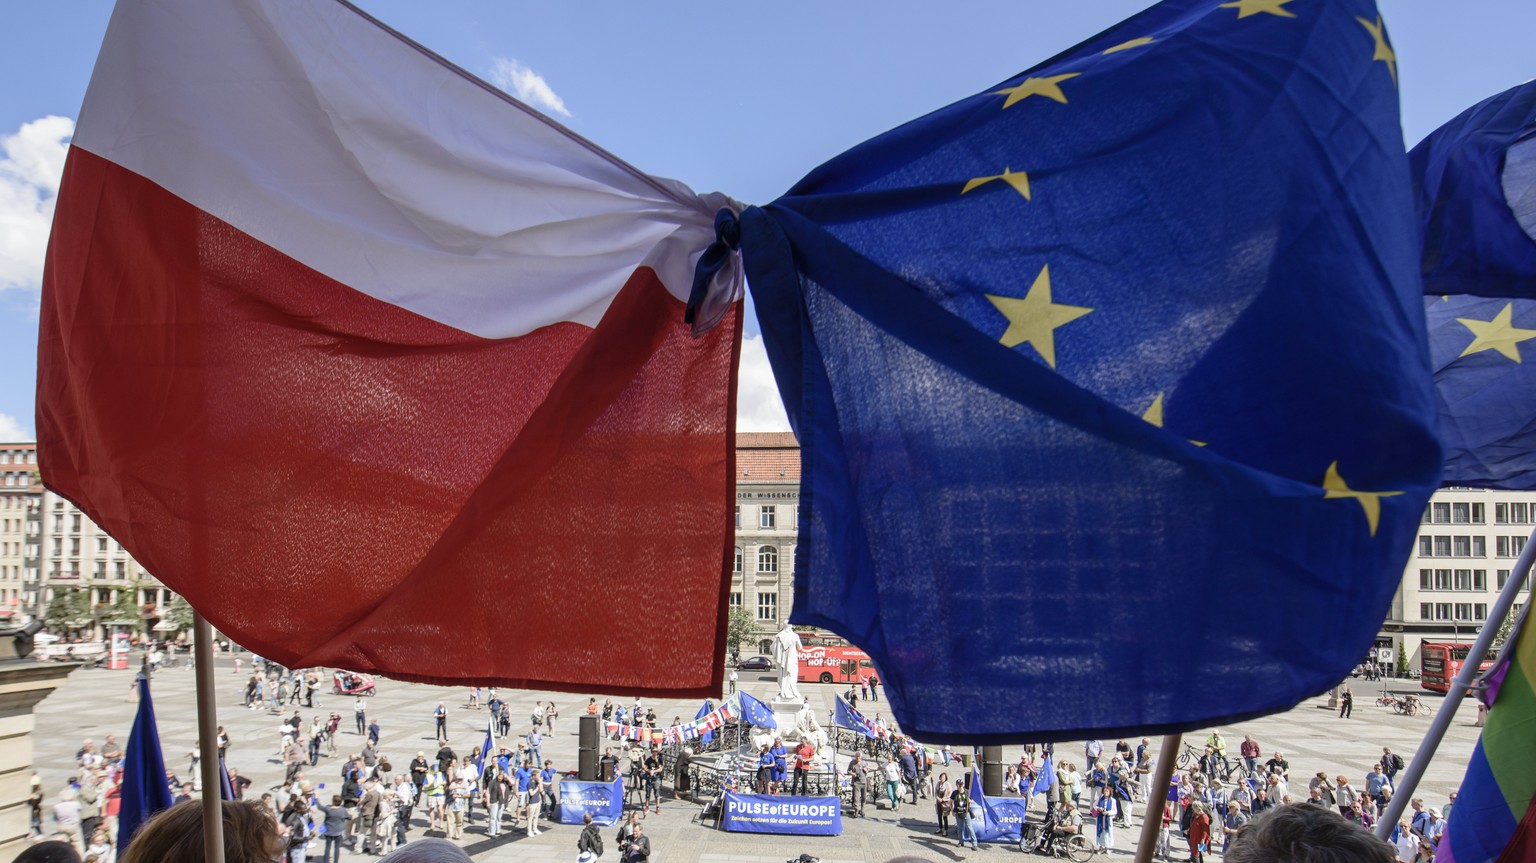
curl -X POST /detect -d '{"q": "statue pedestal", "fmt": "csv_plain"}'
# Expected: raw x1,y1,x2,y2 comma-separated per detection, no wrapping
769,698,806,741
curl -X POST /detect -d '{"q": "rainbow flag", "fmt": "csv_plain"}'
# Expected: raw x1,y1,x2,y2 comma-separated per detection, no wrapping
1439,606,1536,863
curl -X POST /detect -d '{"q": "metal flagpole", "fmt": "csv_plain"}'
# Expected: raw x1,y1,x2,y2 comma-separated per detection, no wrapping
193,611,227,863
1134,733,1181,863
1374,524,1536,839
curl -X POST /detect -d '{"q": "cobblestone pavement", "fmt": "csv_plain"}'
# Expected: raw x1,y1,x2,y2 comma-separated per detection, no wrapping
32,659,1474,862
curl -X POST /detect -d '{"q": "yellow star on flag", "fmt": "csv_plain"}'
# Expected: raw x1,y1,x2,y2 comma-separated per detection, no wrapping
1141,393,1166,427
985,265,1093,368
1103,36,1155,55
1457,303,1536,363
1356,15,1397,85
962,167,1031,200
1322,461,1402,537
993,73,1082,108
1218,0,1296,18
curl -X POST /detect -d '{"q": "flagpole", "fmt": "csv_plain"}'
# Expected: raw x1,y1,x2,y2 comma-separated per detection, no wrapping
193,611,227,863
1374,524,1536,839
1134,733,1180,863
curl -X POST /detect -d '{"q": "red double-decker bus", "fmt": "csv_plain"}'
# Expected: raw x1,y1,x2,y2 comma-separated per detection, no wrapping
1420,642,1493,694
796,631,882,686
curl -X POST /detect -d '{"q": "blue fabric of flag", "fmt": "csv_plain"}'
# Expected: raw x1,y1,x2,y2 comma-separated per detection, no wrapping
742,0,1440,742
1031,757,1056,797
1425,295,1536,488
695,700,715,744
833,695,875,738
735,692,778,729
1412,80,1536,299
473,721,495,776
218,757,234,801
118,676,174,851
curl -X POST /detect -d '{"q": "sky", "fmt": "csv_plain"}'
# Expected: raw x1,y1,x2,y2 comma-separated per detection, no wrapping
1,0,1533,442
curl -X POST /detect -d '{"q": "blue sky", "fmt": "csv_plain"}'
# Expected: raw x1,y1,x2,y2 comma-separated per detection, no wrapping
1,0,1533,440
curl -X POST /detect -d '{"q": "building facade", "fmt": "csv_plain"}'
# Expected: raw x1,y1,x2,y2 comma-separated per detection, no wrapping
0,441,171,635
733,433,800,656
1378,487,1536,669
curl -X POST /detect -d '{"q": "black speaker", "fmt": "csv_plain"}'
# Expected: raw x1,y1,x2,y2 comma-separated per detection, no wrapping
982,745,1004,796
578,715,599,781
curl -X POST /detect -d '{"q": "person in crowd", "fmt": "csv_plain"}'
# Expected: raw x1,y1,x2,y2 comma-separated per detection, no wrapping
900,746,920,805
1092,783,1117,852
355,697,368,736
118,799,287,863
1221,800,1249,855
1224,805,1396,863
1382,747,1404,783
642,747,663,814
952,772,978,851
1240,735,1261,775
883,753,902,811
1339,685,1354,719
392,774,417,847
846,750,869,818
446,774,470,840
1187,800,1212,863
1336,774,1360,822
423,764,447,833
279,798,313,863
770,737,788,795
792,737,816,796
52,787,83,852
482,762,510,837
577,812,603,860
619,821,649,863
1264,751,1290,781
315,794,351,863
933,771,953,837
433,703,447,743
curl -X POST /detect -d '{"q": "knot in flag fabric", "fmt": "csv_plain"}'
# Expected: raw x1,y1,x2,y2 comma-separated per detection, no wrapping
688,208,745,334
743,0,1441,742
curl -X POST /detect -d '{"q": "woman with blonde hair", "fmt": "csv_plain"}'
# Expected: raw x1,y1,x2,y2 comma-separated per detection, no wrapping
119,799,284,863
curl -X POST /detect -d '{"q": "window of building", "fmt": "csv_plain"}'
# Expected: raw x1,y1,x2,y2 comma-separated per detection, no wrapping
115,561,125,578
1453,603,1485,621
69,538,79,556
760,506,776,529
1498,569,1533,591
1432,503,1450,523
1498,535,1529,558
1418,537,1431,556
1433,536,1452,557
734,506,740,529
757,546,778,574
1452,569,1486,591
96,537,107,554
1473,502,1486,524
71,514,81,533
1452,502,1471,524
94,561,105,578
1453,536,1471,557
729,592,742,607
756,592,777,621
0,453,9,464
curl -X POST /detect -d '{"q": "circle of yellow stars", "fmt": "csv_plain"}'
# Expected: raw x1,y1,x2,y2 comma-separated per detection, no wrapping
956,0,1409,537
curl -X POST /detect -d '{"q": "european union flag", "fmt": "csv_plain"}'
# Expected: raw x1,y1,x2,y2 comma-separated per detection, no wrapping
741,0,1440,742
1425,295,1536,489
1412,80,1536,299
118,676,175,850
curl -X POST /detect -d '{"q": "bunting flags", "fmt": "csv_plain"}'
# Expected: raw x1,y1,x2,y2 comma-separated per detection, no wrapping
118,676,174,851
743,0,1439,741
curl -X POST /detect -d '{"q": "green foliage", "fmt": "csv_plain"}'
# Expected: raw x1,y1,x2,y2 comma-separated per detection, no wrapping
44,587,92,631
108,581,143,623
1398,643,1409,674
165,595,196,631
726,604,757,660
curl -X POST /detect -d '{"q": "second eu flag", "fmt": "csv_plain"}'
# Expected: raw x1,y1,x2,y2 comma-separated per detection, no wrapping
743,0,1441,741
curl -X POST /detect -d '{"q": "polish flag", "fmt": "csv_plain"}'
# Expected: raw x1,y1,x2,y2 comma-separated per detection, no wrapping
39,0,741,696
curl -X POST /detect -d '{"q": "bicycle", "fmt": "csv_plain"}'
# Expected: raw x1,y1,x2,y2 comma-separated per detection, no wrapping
1020,811,1096,862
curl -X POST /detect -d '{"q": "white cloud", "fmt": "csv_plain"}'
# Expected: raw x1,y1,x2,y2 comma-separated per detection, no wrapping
0,413,29,442
737,334,791,433
0,116,73,293
487,57,571,118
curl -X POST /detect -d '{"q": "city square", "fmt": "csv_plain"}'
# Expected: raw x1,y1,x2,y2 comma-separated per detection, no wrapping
29,654,1474,862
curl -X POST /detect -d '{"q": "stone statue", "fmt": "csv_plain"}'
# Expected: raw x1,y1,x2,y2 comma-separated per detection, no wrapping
771,623,803,701
795,700,829,752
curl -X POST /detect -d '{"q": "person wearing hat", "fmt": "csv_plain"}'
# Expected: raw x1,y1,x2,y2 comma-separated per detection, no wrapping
1423,807,1445,844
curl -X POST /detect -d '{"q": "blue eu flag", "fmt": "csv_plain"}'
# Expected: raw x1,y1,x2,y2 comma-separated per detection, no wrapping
741,0,1440,742
1411,81,1536,489
1412,80,1536,300
118,676,175,851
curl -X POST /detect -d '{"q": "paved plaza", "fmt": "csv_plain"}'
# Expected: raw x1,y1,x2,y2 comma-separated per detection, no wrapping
32,658,1475,862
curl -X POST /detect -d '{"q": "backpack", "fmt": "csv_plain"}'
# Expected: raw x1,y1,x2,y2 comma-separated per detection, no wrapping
581,824,605,857
1390,753,1403,771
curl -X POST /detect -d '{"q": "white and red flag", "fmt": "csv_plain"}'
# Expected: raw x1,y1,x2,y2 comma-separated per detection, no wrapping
39,0,741,696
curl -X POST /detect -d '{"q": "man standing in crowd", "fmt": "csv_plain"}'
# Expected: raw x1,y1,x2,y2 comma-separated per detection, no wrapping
434,702,448,742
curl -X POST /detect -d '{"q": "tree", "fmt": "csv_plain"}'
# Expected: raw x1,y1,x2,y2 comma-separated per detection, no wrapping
1398,643,1409,675
725,604,757,661
44,587,92,632
165,595,196,632
1493,608,1518,647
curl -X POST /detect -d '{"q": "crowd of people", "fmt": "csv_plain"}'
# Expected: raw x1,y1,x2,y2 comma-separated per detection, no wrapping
24,654,1460,863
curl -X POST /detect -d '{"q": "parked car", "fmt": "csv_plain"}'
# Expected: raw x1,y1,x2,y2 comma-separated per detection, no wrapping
735,655,774,671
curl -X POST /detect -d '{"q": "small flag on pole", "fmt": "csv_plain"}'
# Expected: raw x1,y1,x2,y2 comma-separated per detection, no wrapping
118,676,175,851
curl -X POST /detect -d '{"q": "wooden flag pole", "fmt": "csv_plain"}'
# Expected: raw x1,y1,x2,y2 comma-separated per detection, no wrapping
1135,733,1181,863
193,611,226,863
1374,524,1536,839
